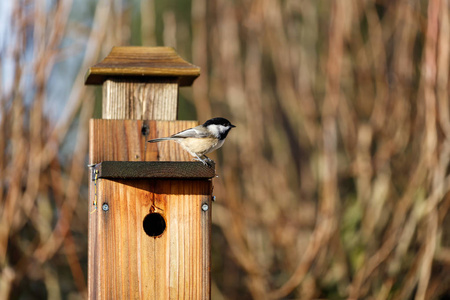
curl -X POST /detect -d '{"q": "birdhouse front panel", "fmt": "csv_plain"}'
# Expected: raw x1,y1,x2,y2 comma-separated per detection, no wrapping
89,119,199,163
89,178,211,299
88,119,214,299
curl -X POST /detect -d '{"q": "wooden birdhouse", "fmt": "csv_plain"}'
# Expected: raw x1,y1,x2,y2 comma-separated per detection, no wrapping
85,47,212,299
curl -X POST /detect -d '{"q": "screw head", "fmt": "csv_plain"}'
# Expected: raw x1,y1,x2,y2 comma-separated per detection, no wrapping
201,203,209,211
102,203,109,211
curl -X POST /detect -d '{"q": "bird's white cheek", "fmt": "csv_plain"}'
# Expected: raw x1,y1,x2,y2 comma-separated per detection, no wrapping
218,125,228,134
207,125,219,137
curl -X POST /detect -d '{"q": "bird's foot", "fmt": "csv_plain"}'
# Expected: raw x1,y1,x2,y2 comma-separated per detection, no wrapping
203,156,215,167
193,156,213,168
204,156,213,163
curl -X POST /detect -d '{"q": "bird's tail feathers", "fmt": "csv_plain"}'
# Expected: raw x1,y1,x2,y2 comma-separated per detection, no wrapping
148,137,172,143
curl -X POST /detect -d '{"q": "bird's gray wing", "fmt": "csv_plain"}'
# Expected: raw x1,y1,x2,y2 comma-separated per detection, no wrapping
171,126,209,138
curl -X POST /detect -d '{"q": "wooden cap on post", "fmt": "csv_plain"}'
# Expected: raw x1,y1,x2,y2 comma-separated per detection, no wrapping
85,47,200,120
85,47,200,86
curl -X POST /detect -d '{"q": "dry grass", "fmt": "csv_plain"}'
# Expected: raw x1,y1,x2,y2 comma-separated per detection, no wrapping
1,0,450,299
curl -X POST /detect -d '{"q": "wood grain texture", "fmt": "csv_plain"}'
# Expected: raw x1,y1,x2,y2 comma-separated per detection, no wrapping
85,47,200,86
89,119,198,163
88,119,212,299
91,179,211,299
95,161,215,179
102,80,178,120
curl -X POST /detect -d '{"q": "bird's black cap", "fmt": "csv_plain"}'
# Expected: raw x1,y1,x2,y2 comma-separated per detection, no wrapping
203,117,236,128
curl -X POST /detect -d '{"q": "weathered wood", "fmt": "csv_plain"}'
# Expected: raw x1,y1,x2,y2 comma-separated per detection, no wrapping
87,47,211,300
89,119,212,299
92,179,211,299
87,47,201,120
94,161,215,179
85,47,200,86
102,79,178,120
89,119,198,163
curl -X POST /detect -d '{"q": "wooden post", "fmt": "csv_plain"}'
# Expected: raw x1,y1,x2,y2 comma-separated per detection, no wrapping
85,47,212,299
85,46,199,120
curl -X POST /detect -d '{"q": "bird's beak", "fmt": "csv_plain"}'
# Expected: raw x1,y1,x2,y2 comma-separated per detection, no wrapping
231,124,236,128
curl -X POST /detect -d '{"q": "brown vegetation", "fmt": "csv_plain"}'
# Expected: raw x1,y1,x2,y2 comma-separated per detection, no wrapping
0,0,449,299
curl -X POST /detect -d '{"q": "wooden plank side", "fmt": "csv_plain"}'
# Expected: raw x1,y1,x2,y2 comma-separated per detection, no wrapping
167,180,211,299
89,119,198,163
92,179,211,299
96,179,153,299
102,81,178,120
95,161,215,179
89,119,212,300
87,174,98,298
152,180,170,300
202,184,212,300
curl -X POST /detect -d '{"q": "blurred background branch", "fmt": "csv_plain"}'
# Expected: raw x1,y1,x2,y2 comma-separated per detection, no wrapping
1,0,449,299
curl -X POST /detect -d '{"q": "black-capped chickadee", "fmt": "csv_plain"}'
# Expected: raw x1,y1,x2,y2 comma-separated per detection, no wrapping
148,117,236,166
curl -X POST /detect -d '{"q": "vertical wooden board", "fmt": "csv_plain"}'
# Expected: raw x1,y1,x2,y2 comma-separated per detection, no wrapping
117,179,139,298
92,178,211,299
89,119,212,300
102,80,179,120
167,180,211,299
88,177,98,298
152,180,170,300
89,119,198,163
137,179,170,300
97,179,151,299
202,183,212,300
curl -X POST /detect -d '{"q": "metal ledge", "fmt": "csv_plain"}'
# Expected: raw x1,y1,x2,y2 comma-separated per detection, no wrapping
91,161,216,180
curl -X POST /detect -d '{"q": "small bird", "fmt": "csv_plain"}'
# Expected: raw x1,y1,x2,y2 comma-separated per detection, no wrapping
148,117,236,166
